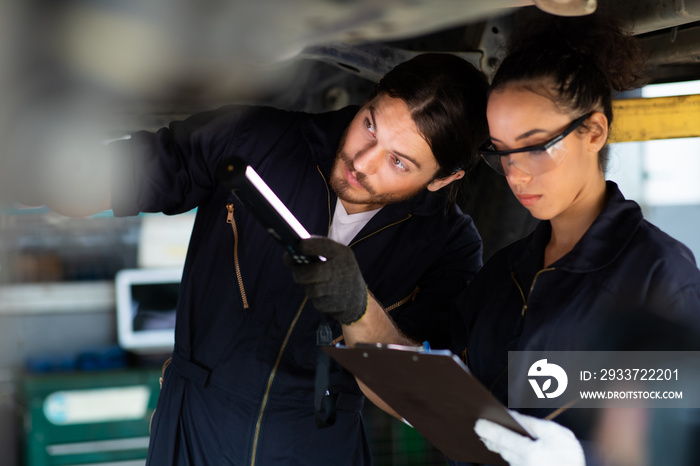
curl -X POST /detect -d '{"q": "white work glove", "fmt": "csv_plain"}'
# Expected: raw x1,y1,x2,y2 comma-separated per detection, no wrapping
474,410,585,466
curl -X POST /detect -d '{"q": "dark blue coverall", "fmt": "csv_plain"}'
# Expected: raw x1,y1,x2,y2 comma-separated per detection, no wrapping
110,105,483,465
450,181,700,465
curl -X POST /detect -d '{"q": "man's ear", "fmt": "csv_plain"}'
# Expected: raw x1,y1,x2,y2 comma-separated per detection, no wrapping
427,169,465,192
587,111,608,154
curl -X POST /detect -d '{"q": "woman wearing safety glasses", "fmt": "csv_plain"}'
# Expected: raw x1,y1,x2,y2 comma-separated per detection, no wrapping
450,11,700,466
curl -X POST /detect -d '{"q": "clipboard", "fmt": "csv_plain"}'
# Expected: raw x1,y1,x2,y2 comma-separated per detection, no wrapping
324,343,536,465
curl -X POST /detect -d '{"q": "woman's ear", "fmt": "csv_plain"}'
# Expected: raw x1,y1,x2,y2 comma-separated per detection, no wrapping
427,169,465,192
587,111,609,153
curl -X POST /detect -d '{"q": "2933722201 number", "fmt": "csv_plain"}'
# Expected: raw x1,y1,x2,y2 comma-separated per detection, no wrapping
600,368,678,381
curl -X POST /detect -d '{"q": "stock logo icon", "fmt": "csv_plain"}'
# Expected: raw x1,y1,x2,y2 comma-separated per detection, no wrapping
528,359,568,399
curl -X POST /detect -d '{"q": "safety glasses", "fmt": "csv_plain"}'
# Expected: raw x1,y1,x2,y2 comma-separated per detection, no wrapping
478,112,593,176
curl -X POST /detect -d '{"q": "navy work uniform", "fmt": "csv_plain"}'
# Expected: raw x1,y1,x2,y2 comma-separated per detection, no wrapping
111,105,483,465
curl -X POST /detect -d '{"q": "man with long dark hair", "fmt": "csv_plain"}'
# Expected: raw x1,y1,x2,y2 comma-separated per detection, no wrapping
51,53,489,465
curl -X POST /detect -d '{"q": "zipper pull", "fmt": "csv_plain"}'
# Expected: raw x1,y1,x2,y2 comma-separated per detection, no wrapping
225,203,234,224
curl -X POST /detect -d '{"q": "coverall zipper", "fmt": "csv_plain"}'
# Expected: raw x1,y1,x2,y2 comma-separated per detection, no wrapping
488,267,555,392
385,286,420,312
348,215,412,248
318,164,415,343
336,211,413,345
226,203,250,309
511,267,580,420
333,286,420,345
149,357,173,432
511,267,556,318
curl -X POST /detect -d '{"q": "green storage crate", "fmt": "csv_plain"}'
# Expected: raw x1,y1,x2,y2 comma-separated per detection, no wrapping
19,368,161,466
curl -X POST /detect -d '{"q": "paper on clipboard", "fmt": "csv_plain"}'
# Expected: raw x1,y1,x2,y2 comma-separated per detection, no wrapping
324,343,535,465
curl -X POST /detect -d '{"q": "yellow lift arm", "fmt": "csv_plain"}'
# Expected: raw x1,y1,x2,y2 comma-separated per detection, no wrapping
611,94,700,143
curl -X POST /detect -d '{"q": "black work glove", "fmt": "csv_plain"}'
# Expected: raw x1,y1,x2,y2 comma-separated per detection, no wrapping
285,237,369,325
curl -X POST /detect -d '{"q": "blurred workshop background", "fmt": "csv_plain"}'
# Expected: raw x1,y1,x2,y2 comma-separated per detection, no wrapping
1,1,700,465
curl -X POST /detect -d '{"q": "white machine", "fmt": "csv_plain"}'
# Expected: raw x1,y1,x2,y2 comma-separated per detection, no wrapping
115,267,182,354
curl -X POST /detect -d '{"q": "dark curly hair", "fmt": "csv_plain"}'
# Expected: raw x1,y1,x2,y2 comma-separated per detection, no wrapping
490,9,647,171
